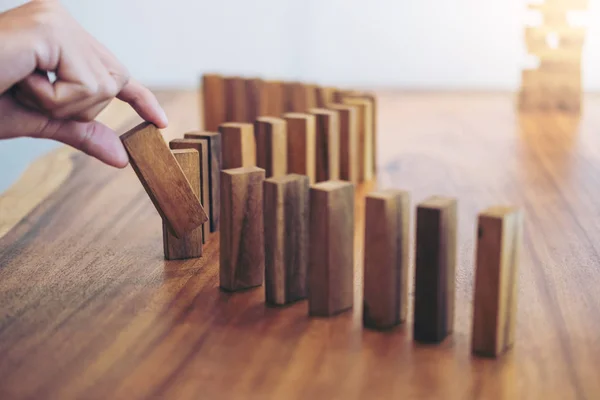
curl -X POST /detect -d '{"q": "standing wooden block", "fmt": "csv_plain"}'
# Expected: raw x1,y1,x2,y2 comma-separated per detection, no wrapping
264,80,284,117
283,113,316,184
201,74,226,132
308,181,355,317
120,122,208,238
184,131,222,232
472,206,523,357
284,82,308,113
304,84,317,110
225,76,248,123
220,167,265,291
413,196,457,343
169,139,211,243
328,104,359,183
363,190,410,329
344,92,378,176
218,122,256,169
263,174,309,305
163,150,203,260
254,117,288,178
309,109,340,182
342,97,373,182
245,78,268,122
316,86,336,108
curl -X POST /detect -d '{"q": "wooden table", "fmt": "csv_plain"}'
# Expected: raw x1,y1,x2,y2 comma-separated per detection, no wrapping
1,91,600,399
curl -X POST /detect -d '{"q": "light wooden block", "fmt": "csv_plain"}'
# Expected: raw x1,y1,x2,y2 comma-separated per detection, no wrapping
342,97,374,181
309,108,340,183
218,122,256,169
254,117,288,179
342,92,378,176
283,113,316,184
328,104,359,183
202,74,226,131
225,76,248,123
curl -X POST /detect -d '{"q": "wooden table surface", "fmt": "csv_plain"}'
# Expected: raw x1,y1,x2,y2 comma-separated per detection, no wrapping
1,91,600,399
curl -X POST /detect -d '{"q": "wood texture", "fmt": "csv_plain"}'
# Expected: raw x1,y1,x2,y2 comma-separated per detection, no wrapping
343,92,378,175
183,132,222,232
263,174,309,306
263,80,284,117
308,181,354,317
472,206,523,357
245,78,268,122
309,108,340,182
120,122,208,238
201,74,226,131
316,86,336,108
218,122,256,169
342,97,374,181
328,104,359,183
224,76,248,122
413,196,457,343
283,113,316,184
254,117,288,178
162,150,203,260
220,167,265,291
363,190,410,330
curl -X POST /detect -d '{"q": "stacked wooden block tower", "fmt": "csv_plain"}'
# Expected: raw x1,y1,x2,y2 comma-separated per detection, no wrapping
519,0,588,113
120,73,524,358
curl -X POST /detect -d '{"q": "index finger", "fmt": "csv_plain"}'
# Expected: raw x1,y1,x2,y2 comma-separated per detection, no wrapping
117,79,168,128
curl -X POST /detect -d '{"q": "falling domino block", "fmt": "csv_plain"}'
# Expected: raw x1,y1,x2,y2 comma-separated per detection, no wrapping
342,97,373,182
263,174,309,305
472,206,523,357
309,108,340,183
413,196,457,343
220,167,265,291
120,122,208,238
254,117,288,179
163,149,203,260
283,113,316,184
225,76,248,123
218,122,256,169
363,190,410,329
328,104,359,184
309,181,355,316
202,74,226,131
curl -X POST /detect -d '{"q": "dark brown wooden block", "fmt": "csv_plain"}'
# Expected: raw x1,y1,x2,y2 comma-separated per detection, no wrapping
308,180,355,317
245,78,268,123
413,196,457,343
263,174,309,305
328,104,359,183
254,117,288,178
120,122,208,238
163,149,203,260
472,206,523,357
202,74,226,131
363,190,410,329
225,76,248,123
220,167,265,291
309,108,340,182
283,113,316,184
218,122,256,169
264,80,284,117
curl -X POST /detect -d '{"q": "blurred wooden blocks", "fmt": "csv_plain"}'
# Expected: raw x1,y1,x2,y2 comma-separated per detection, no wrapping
472,206,523,358
264,80,284,117
225,76,248,122
220,167,265,291
263,174,309,306
120,122,208,238
342,97,373,181
413,196,457,343
285,82,315,113
308,181,355,317
328,104,359,183
316,86,336,108
202,74,226,131
184,131,222,232
304,84,317,110
218,123,256,169
246,78,268,122
254,117,288,178
283,113,316,184
363,190,410,330
309,108,340,182
163,149,203,260
343,92,378,175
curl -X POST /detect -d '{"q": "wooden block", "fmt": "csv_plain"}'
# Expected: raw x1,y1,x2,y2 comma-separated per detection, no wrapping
264,80,285,117
308,181,355,317
343,92,378,176
169,139,211,243
163,149,203,260
309,108,340,182
413,196,457,343
328,104,359,183
220,167,265,291
342,97,374,181
284,82,308,113
316,86,336,108
218,122,256,169
363,190,410,330
472,206,523,357
120,122,208,238
183,131,222,232
283,113,316,184
246,78,268,122
254,117,288,178
225,76,248,123
304,84,317,110
201,74,226,131
263,174,309,305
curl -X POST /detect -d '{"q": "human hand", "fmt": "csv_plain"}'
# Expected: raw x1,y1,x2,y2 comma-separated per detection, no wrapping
0,0,168,168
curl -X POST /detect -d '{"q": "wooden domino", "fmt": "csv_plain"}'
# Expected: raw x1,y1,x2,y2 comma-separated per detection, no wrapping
220,167,265,291
316,86,336,108
202,74,226,131
342,97,374,182
263,174,309,305
284,82,304,113
246,78,268,122
309,108,340,183
120,122,208,238
413,196,457,343
283,113,316,184
225,76,248,122
263,80,285,117
363,190,410,329
218,122,256,169
472,206,523,357
254,117,288,178
343,92,378,176
328,104,359,183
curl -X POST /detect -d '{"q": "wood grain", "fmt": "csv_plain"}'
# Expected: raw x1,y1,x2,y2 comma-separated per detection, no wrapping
343,92,378,175
254,117,288,178
283,113,316,184
263,80,284,117
218,122,256,169
245,78,267,123
309,108,340,182
328,104,359,183
201,74,226,131
120,122,208,238
224,76,248,123
342,97,374,182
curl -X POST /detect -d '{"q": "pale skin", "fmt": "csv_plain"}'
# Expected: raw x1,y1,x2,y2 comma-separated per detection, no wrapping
0,0,168,168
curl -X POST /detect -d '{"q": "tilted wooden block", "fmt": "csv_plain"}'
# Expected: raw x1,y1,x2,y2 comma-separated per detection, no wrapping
328,104,359,183
308,181,355,317
263,80,284,117
309,108,340,183
220,167,265,291
184,131,222,232
342,97,374,182
225,76,248,123
254,117,288,179
263,174,309,305
363,190,410,330
163,149,203,260
413,196,457,343
283,113,316,184
218,122,256,169
472,206,523,357
120,122,208,238
202,74,226,131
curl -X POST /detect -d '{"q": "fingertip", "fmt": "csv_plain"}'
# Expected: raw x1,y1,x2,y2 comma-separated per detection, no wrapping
155,107,169,129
